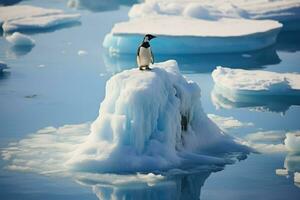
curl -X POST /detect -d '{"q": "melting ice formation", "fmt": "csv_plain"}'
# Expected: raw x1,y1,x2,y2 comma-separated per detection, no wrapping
103,17,282,54
67,60,249,173
211,67,300,113
0,5,80,33
129,0,300,30
5,32,35,47
2,60,249,176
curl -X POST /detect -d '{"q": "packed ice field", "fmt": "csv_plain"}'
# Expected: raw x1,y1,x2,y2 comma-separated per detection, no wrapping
1,0,300,190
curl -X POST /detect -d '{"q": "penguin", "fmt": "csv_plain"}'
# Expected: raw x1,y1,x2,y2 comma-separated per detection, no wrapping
137,34,156,70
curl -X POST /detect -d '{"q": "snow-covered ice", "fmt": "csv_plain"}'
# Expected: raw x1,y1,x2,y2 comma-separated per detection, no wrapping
212,67,300,111
284,132,300,152
67,60,249,173
294,172,300,184
5,32,35,47
103,16,281,54
0,5,80,33
128,0,300,30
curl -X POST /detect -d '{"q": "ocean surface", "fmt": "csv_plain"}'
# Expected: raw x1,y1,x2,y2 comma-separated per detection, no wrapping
0,0,300,199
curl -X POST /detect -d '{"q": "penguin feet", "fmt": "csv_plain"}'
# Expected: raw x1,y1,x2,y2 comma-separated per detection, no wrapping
139,66,152,71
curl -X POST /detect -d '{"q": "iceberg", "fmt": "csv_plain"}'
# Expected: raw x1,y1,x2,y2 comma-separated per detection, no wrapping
103,16,282,54
0,5,80,33
66,60,249,173
5,32,35,47
211,67,300,113
128,0,300,31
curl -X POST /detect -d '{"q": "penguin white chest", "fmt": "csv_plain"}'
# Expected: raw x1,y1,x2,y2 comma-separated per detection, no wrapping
137,47,152,67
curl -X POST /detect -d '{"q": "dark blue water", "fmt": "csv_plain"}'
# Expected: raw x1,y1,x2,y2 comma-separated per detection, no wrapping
0,0,300,199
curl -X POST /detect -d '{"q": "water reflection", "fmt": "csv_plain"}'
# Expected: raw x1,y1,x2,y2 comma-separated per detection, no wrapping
285,153,300,173
103,46,280,74
211,88,300,114
276,31,300,52
77,171,216,200
5,45,34,58
0,0,22,6
67,0,139,12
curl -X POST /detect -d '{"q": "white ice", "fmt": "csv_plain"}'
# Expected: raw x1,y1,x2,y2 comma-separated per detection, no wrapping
66,60,249,173
212,67,300,103
129,0,300,30
103,16,281,54
0,5,80,33
284,132,300,152
294,172,300,184
5,32,35,47
276,169,288,176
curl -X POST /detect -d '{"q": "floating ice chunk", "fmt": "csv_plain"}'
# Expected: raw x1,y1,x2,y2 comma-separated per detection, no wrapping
295,172,300,183
276,169,288,176
0,5,80,33
212,67,300,107
5,32,35,47
0,61,8,72
246,131,286,143
103,16,281,54
78,50,88,56
67,60,249,173
285,132,300,152
207,114,253,132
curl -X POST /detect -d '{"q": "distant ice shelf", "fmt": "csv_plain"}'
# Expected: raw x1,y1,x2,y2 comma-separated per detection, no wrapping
0,5,80,33
129,0,300,31
103,16,282,54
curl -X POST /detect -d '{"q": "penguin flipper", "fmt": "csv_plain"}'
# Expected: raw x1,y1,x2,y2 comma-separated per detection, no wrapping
150,48,154,64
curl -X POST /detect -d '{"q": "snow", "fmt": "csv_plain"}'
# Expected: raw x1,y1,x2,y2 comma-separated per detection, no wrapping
284,132,300,152
103,15,281,54
66,60,249,173
0,5,80,33
5,32,35,47
212,67,300,102
128,0,300,30
0,61,8,72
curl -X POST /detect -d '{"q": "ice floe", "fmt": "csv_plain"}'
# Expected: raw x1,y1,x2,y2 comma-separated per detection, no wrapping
285,132,300,152
0,5,80,33
128,0,300,30
103,16,282,54
211,67,300,113
5,32,35,46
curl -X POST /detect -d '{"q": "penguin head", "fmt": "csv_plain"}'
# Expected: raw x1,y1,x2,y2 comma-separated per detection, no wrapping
143,34,156,42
